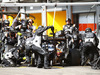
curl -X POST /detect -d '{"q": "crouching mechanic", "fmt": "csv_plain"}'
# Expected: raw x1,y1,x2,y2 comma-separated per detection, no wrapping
81,28,99,69
25,25,54,69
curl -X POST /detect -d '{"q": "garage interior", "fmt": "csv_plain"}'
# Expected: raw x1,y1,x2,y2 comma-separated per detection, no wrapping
0,0,100,34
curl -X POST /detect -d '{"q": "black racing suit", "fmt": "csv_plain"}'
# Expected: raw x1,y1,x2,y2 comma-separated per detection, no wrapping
81,32,99,66
69,32,81,49
2,31,17,52
2,31,17,66
25,26,54,69
63,24,78,48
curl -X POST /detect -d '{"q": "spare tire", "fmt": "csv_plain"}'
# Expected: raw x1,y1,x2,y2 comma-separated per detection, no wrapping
69,49,81,66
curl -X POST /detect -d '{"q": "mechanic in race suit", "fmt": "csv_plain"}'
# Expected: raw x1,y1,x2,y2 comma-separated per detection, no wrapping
2,20,17,52
1,20,10,53
1,20,17,66
26,19,36,38
81,28,99,69
27,19,36,33
25,25,54,69
14,19,31,65
63,18,78,48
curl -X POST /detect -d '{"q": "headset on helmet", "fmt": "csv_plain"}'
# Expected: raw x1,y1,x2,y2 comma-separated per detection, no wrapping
85,28,92,33
17,20,22,25
38,25,44,29
3,20,10,26
66,18,71,22
28,19,34,23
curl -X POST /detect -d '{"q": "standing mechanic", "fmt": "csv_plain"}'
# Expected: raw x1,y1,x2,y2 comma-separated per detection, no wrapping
27,19,36,33
63,18,78,35
63,18,78,48
1,20,17,66
2,20,17,52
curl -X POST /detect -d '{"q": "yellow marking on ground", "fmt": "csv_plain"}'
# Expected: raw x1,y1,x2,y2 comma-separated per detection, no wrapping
19,66,27,68
52,66,64,69
0,66,64,69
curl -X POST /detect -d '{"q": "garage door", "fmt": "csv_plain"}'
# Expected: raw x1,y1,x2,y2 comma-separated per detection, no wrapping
79,13,96,31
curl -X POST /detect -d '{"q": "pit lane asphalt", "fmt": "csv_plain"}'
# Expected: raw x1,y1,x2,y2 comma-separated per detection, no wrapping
0,66,100,75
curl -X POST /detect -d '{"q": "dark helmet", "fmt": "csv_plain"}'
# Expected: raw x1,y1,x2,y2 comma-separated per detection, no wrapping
3,20,10,26
28,19,34,23
38,25,44,29
17,20,22,25
66,18,71,22
26,19,29,25
85,28,92,33
20,20,28,27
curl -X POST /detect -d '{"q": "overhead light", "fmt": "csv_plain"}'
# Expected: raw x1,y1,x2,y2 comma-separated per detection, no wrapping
30,6,33,10
35,0,37,2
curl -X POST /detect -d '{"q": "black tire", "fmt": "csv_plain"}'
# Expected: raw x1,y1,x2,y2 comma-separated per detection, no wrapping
2,59,16,67
70,49,81,66
61,59,66,67
0,54,1,63
31,57,37,67
49,60,53,66
37,64,43,68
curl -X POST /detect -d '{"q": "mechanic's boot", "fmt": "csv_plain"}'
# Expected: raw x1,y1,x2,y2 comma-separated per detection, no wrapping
44,65,51,69
23,56,31,66
44,55,51,69
37,55,43,68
